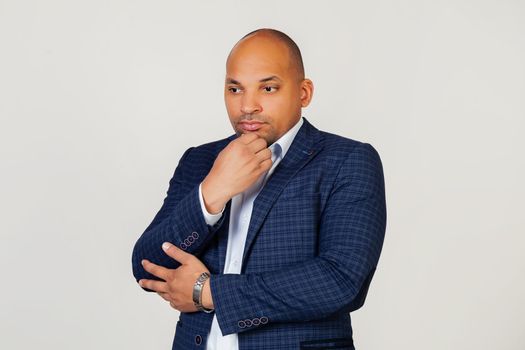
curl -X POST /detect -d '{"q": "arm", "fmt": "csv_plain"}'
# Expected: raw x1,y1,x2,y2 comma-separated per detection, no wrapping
210,143,387,335
131,147,227,288
132,133,273,292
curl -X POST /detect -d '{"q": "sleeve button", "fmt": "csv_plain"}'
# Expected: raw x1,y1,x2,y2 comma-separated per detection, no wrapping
195,334,202,345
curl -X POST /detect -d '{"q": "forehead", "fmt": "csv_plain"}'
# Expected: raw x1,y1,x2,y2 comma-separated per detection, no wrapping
226,36,292,81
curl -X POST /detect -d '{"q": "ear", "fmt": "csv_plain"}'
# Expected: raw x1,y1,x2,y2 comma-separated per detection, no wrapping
300,79,314,108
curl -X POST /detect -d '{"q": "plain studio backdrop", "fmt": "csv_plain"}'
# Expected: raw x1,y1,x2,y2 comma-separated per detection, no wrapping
1,1,523,349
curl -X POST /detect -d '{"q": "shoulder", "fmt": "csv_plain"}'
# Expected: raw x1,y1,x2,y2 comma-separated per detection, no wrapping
180,135,234,164
318,130,383,167
170,135,235,182
314,131,385,198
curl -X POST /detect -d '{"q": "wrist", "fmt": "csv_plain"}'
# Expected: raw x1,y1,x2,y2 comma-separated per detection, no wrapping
201,177,228,214
193,272,214,313
201,277,214,310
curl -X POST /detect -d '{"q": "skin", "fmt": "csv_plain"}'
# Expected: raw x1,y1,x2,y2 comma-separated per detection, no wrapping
140,243,212,312
202,32,314,213
138,31,314,313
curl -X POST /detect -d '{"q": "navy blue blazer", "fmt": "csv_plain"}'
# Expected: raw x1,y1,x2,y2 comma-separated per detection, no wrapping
132,117,387,350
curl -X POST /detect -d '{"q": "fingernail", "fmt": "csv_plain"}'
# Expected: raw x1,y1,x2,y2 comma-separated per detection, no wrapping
141,259,146,265
162,242,171,251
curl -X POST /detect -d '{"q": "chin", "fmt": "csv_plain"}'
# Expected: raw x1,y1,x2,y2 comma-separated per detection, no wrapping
234,128,275,146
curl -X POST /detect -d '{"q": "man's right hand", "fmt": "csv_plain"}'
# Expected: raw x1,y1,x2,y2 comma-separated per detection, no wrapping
201,133,273,214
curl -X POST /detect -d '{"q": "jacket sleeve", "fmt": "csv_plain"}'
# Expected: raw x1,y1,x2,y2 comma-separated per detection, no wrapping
131,147,227,291
210,142,387,336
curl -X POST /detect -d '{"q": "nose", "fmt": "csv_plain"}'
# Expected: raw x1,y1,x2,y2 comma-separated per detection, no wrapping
240,91,262,115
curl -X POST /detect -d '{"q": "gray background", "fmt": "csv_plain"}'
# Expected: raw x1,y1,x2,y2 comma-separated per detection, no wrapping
1,0,524,349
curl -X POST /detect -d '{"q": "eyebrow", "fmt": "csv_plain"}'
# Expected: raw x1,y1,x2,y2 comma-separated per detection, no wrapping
259,75,282,83
225,76,283,85
225,78,241,85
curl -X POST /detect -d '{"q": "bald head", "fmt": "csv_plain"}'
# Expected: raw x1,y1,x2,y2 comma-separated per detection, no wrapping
227,28,305,80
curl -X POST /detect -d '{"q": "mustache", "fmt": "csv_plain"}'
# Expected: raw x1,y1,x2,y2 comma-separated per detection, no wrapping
237,115,268,123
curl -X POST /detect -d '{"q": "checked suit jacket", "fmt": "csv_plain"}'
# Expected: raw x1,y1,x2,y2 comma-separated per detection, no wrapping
131,117,387,350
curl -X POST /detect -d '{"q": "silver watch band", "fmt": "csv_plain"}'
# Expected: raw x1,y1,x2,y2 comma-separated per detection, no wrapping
193,272,214,313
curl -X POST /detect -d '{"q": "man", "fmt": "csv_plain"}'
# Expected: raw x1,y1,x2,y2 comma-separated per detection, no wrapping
132,28,386,350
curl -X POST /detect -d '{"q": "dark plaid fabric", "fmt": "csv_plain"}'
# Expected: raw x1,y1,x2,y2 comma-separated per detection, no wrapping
132,117,387,350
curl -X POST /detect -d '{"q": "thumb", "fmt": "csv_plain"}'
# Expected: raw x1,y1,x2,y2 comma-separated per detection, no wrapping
162,242,192,264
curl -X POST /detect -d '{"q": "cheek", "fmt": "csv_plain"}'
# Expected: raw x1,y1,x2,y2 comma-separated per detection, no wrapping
225,98,239,116
263,96,289,115
267,98,296,125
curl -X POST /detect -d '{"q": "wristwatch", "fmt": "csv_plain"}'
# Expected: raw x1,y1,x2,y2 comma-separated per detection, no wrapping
193,272,214,313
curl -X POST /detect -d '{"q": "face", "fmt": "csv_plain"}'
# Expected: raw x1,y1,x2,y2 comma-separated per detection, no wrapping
224,34,313,146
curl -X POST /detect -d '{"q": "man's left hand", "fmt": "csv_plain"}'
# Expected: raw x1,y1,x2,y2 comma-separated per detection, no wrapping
138,242,214,313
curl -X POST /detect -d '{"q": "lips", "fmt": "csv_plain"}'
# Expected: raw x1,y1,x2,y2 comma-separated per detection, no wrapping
239,121,264,131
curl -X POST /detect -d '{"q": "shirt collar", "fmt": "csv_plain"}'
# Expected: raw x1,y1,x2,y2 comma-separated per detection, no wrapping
268,117,304,161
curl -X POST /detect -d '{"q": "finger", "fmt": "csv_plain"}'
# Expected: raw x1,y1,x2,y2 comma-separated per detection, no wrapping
238,132,259,144
258,158,273,172
157,292,172,302
162,242,193,265
138,278,168,293
141,259,170,280
247,137,268,153
255,147,272,162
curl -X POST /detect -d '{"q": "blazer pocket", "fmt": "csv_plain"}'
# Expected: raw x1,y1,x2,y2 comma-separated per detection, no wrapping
300,337,354,350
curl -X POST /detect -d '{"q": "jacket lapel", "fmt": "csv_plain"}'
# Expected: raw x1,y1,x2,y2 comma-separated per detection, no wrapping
241,117,324,268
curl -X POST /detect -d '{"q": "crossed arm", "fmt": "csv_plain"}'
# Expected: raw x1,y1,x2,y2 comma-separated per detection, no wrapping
132,142,386,336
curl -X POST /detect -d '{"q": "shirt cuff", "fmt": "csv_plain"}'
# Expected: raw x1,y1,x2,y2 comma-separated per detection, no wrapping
198,182,224,226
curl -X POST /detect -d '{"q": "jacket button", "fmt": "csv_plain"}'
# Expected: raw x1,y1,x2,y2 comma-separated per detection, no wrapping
244,319,252,327
252,318,260,326
192,231,199,239
180,243,187,250
238,320,246,328
260,316,268,324
195,334,202,345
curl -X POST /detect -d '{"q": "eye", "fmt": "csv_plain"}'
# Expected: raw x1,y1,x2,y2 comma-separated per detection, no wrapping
263,86,278,93
228,87,242,94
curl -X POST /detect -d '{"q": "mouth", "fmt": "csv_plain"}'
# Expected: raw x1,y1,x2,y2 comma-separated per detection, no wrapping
238,121,264,132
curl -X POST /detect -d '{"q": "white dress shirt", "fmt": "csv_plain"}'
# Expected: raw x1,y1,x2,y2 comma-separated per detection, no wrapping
197,117,304,350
